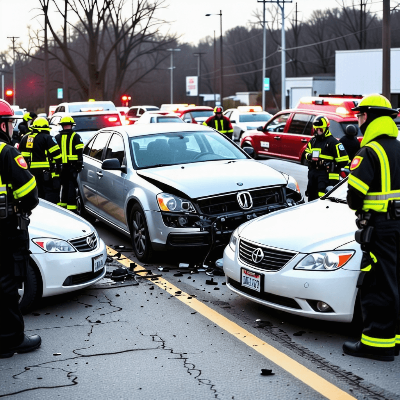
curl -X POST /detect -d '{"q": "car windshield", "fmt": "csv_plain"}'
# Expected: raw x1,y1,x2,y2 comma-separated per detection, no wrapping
155,117,183,123
68,102,117,112
191,111,213,118
239,113,272,123
73,114,122,132
145,107,159,112
130,130,248,169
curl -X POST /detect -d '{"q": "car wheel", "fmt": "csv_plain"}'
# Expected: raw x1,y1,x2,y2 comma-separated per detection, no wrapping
130,204,154,262
19,261,41,314
242,142,258,159
76,191,96,224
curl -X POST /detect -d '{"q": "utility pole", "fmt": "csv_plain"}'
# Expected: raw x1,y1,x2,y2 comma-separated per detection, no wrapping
382,0,390,98
214,31,217,106
257,0,267,111
43,1,50,115
166,48,181,104
63,0,69,102
257,0,292,111
7,36,19,105
193,52,205,106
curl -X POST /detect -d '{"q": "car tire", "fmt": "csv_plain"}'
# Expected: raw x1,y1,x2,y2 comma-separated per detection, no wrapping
76,191,96,224
242,142,258,159
130,204,154,262
19,261,41,314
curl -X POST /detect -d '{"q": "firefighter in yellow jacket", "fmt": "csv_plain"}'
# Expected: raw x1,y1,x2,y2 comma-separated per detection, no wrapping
344,94,400,362
19,117,62,204
203,106,234,139
55,116,84,212
0,100,41,358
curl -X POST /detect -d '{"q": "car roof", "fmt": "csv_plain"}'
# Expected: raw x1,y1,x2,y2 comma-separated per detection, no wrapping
275,107,358,122
52,110,120,117
102,122,213,137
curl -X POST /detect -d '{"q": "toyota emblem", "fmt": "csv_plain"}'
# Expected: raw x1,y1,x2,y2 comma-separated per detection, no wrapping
86,236,96,248
237,191,253,210
251,248,264,264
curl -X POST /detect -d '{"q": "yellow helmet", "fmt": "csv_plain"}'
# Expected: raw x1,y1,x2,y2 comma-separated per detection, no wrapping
351,93,398,118
23,112,37,122
313,115,330,133
59,115,76,126
32,117,50,132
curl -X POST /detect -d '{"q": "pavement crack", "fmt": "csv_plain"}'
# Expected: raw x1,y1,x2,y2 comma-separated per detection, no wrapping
151,334,219,398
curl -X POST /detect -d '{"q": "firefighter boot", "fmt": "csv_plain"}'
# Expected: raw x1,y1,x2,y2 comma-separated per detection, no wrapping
343,340,394,362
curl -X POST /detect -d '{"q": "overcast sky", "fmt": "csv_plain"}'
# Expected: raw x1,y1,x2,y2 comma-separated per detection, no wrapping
0,0,394,52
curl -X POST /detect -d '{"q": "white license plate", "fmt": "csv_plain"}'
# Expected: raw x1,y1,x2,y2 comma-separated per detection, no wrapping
241,268,262,292
260,141,269,149
92,255,104,273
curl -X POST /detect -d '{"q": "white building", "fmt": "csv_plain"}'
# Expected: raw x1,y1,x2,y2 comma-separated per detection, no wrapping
335,48,400,108
286,77,335,109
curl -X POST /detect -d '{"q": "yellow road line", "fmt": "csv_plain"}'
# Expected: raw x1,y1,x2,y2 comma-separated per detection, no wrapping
107,247,355,400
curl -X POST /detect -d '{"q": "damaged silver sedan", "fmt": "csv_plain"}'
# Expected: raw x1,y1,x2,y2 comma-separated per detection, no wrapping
77,123,303,262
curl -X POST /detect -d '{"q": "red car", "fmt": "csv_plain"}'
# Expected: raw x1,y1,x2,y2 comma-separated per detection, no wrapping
240,95,363,163
174,106,214,124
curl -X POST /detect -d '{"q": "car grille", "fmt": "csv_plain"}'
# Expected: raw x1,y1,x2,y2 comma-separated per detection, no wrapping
69,232,98,252
196,186,284,216
63,268,105,286
239,239,297,271
167,233,210,246
227,278,301,309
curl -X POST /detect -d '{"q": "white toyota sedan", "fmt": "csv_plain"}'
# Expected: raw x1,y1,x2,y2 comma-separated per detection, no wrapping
19,200,107,312
223,178,361,323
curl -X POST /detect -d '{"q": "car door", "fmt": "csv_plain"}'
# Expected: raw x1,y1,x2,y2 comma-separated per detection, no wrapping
280,113,314,161
255,113,290,157
80,131,112,214
96,133,127,228
229,111,242,140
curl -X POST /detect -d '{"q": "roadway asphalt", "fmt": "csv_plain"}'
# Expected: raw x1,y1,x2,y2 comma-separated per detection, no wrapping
1,159,399,400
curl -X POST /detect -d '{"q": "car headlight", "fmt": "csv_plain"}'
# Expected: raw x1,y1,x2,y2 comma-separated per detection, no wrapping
32,238,76,253
157,193,196,213
228,228,239,251
294,251,354,271
287,175,300,193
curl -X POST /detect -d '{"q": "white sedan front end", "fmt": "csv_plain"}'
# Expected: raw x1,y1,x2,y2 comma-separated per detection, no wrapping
25,200,107,301
223,182,362,323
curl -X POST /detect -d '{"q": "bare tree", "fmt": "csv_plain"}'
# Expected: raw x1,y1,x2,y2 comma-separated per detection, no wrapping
24,0,176,101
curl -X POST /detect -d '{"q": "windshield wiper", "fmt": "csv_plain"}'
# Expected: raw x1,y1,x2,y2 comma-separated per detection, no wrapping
326,197,347,204
144,164,173,168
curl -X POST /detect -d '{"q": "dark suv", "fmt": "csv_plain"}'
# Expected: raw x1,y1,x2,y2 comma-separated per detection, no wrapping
240,95,363,163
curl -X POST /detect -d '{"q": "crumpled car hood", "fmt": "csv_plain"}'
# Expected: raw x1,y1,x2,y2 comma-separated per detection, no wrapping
137,159,286,198
239,200,357,253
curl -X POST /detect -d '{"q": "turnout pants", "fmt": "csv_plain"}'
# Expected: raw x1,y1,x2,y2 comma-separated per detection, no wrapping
0,216,28,351
306,169,329,201
60,166,78,211
30,169,60,205
360,213,400,351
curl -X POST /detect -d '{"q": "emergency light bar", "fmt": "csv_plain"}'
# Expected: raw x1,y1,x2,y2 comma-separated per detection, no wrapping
237,106,263,112
80,107,104,112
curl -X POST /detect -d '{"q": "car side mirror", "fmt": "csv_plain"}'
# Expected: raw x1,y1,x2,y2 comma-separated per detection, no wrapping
243,146,255,157
230,120,236,123
257,126,263,132
185,120,192,123
324,186,334,194
102,158,124,171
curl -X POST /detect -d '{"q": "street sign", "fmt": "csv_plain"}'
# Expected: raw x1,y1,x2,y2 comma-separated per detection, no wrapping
186,76,198,96
264,78,270,91
57,88,63,99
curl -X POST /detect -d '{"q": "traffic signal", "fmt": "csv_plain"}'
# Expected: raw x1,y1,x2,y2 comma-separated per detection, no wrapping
5,89,13,102
121,94,131,107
